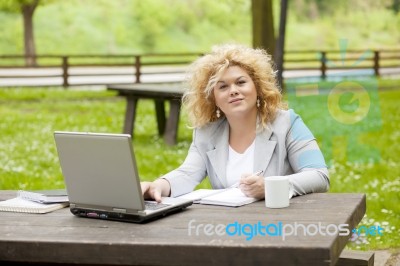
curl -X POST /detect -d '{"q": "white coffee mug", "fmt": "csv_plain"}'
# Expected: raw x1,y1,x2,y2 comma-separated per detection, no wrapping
264,176,293,208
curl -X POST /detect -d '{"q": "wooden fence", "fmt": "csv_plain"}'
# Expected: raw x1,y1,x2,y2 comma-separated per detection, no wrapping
0,49,399,87
283,49,400,79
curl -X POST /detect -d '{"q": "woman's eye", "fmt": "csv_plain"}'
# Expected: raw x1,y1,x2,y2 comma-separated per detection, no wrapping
237,80,246,85
219,85,227,90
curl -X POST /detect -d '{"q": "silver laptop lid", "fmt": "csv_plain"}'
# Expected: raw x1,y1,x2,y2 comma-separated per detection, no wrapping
54,132,145,212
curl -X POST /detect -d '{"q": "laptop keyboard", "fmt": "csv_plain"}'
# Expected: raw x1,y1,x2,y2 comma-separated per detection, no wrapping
144,201,170,210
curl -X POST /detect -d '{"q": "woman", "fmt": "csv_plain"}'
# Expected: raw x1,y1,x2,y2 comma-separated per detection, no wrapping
141,44,329,202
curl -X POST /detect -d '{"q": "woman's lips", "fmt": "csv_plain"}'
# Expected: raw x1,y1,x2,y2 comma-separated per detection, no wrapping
229,98,243,103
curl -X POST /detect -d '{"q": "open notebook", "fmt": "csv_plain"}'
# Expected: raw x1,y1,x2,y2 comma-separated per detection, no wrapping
177,188,258,207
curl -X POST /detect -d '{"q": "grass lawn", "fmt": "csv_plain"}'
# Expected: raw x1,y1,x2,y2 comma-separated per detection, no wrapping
0,81,399,250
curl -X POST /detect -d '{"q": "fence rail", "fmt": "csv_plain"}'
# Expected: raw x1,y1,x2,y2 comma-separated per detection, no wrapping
0,49,399,87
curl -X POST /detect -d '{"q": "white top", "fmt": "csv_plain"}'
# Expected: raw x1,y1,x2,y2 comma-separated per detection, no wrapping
226,140,255,187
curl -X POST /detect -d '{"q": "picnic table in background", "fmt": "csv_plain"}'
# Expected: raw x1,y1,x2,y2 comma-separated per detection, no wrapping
107,82,184,145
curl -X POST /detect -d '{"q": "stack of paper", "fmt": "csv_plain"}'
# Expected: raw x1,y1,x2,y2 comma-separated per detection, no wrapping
17,189,69,203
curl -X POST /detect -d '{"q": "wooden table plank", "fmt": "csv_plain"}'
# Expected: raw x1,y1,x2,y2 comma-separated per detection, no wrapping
0,192,366,266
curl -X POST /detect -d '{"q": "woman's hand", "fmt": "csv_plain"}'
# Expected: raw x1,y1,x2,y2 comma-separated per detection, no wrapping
141,179,171,203
239,173,265,199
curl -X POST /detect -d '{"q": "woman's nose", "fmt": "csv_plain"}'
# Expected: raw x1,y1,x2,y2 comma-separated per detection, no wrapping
229,84,239,95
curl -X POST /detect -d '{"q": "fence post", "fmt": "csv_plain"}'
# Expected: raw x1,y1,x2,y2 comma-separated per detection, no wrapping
62,56,69,88
320,51,327,80
373,51,380,77
135,56,141,83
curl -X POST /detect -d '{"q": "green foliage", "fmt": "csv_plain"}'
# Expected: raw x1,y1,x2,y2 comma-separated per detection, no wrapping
32,0,251,54
0,0,53,13
0,0,35,13
0,0,398,55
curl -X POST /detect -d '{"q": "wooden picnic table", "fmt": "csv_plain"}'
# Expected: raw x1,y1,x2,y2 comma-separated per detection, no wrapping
107,83,185,145
0,191,369,265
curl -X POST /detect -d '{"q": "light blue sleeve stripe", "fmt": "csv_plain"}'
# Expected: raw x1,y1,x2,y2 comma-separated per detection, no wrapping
298,150,327,169
289,109,314,141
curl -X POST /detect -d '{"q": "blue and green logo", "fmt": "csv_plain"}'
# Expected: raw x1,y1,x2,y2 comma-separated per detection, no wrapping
286,39,382,164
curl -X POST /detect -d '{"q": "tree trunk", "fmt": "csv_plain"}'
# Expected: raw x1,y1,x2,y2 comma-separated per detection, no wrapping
274,0,289,93
22,0,39,66
251,0,275,56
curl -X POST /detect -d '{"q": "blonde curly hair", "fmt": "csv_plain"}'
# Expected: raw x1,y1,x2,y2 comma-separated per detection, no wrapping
182,44,286,128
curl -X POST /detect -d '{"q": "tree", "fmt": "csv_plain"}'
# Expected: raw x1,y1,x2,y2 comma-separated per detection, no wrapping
251,0,275,55
391,0,400,13
274,0,288,92
0,0,48,66
251,0,289,92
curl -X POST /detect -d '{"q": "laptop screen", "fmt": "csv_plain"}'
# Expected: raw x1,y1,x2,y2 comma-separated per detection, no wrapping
54,132,145,212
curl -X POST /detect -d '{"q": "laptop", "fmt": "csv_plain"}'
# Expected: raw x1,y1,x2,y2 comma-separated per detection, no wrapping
54,131,193,223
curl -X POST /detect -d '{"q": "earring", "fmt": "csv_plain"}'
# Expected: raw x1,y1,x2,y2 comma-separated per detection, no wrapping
216,108,221,118
257,98,260,108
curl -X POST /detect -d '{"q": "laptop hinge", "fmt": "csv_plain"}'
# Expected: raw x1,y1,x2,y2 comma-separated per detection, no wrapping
112,208,127,213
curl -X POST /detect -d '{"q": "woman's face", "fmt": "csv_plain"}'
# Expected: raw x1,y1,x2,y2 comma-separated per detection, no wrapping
213,66,258,120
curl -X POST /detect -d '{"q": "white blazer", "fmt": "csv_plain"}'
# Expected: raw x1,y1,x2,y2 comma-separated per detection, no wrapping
163,109,330,197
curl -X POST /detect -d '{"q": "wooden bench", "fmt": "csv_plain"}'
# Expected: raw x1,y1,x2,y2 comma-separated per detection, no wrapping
337,250,375,266
108,82,185,145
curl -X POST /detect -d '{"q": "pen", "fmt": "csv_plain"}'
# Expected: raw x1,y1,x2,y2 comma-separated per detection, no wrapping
228,170,264,188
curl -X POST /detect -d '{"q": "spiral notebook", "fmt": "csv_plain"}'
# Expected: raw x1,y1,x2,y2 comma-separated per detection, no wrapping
0,198,69,214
